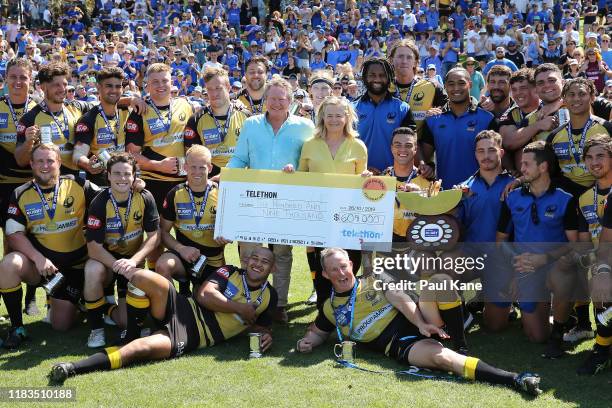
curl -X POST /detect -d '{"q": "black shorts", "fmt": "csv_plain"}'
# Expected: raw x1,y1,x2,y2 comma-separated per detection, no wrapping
50,267,85,304
167,249,217,285
162,284,202,358
0,183,23,226
388,323,428,363
143,179,181,212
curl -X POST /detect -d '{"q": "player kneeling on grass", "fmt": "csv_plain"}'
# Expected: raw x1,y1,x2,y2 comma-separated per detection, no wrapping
50,247,278,382
296,248,543,396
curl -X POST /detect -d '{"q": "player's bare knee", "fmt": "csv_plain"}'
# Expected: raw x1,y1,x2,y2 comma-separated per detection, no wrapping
84,262,106,286
432,348,454,371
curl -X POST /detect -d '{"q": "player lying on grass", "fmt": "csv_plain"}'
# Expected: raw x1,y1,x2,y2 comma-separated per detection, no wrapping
296,248,543,396
49,247,277,382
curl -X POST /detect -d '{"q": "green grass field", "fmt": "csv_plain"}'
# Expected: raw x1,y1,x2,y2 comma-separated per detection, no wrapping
0,243,610,408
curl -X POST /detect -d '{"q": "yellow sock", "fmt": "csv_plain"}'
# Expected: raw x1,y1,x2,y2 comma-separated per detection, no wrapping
105,347,122,369
463,356,479,380
437,299,462,310
595,335,612,347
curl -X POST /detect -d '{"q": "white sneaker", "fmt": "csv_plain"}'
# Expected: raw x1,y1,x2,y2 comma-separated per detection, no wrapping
104,315,117,326
597,306,612,327
563,326,594,342
87,328,106,348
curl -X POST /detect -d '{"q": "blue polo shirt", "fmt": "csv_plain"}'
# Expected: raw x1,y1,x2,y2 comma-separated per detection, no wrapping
353,93,415,172
497,185,577,252
422,101,494,190
457,171,515,242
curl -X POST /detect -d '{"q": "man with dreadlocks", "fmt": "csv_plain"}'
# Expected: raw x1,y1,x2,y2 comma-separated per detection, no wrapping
353,57,416,174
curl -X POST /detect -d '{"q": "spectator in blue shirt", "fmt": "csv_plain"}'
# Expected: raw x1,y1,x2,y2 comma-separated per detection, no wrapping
243,16,261,43
227,1,241,34
421,44,443,74
440,30,461,77
421,67,495,189
483,46,519,77
426,3,440,28
450,5,468,33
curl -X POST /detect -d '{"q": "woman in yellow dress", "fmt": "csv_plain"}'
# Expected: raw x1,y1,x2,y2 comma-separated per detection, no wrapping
297,96,367,308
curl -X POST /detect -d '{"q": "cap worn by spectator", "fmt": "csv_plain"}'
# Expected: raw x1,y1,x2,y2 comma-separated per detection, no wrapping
606,79,612,87
193,86,203,92
232,82,242,89
250,40,258,46
352,40,360,46
427,64,436,71
586,32,598,39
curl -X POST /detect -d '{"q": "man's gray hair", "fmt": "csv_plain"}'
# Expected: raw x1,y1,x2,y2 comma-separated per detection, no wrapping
264,76,294,105
320,247,350,270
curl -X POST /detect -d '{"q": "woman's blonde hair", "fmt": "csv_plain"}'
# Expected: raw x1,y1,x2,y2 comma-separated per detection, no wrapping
313,96,358,140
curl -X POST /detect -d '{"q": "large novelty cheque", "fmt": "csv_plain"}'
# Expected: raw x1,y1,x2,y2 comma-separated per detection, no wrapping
215,169,395,250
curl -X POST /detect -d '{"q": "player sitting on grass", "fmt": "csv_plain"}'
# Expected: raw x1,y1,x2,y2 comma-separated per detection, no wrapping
49,247,277,382
296,248,543,396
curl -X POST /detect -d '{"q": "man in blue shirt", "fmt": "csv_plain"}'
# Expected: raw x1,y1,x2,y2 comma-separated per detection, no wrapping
496,141,578,348
483,46,519,77
421,67,495,190
228,77,314,324
353,57,415,173
457,130,515,243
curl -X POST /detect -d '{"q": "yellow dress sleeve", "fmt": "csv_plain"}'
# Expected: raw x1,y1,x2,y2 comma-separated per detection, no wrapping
353,138,368,175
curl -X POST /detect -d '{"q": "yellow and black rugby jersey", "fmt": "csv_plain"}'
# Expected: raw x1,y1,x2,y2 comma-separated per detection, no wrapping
0,96,38,184
74,105,131,157
382,166,431,239
546,117,612,187
578,185,610,246
187,265,278,348
393,79,447,136
17,100,94,174
124,98,193,181
497,103,530,129
183,102,250,168
237,89,266,115
525,105,571,143
6,175,101,268
161,182,223,267
86,188,159,256
315,276,411,354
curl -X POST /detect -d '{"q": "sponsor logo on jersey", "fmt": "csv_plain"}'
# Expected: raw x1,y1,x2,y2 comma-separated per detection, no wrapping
24,203,44,220
76,123,89,133
126,120,139,132
87,215,102,229
216,266,230,278
7,204,19,215
184,127,196,139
